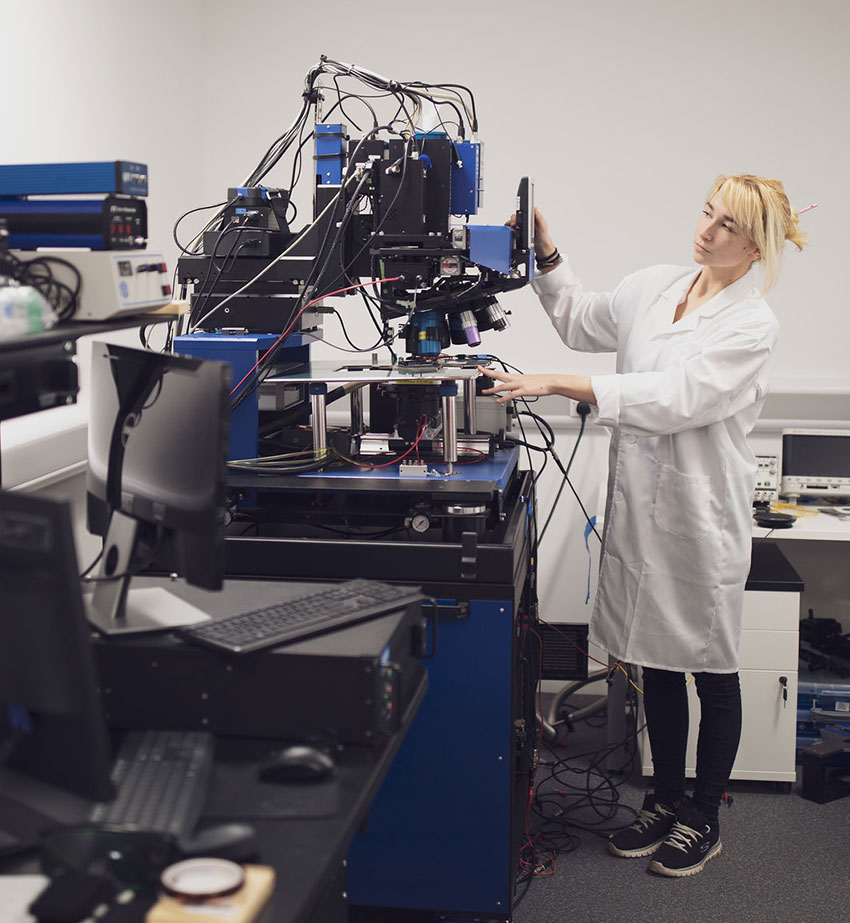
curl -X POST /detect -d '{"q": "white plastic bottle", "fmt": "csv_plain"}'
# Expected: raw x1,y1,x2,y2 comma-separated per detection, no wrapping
0,284,58,340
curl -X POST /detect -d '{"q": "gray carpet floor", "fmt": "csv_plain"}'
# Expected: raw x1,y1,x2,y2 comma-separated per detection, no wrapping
512,699,850,923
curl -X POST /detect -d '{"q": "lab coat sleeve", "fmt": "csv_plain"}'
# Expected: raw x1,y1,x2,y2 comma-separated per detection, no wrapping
590,318,778,436
531,256,623,353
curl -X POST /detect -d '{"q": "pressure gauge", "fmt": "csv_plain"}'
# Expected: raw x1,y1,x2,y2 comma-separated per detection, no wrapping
411,513,431,533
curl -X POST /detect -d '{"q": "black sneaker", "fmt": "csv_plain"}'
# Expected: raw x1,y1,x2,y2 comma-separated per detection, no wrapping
649,800,722,877
608,793,678,858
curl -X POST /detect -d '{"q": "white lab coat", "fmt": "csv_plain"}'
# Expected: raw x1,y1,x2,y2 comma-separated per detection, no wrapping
532,259,778,672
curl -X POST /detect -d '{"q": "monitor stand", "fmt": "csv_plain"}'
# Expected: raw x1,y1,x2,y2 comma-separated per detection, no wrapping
84,512,210,635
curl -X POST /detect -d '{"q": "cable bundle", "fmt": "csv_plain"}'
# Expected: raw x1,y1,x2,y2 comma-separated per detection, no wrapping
0,250,81,321
170,57,484,410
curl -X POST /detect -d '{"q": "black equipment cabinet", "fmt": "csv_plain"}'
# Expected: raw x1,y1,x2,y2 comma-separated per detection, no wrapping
223,469,539,923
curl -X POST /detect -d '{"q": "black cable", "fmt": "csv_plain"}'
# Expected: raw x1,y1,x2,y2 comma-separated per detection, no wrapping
520,414,600,544
228,174,374,411
187,217,247,329
284,120,317,223
328,78,380,132
300,522,408,540
517,659,644,884
753,527,777,547
337,130,413,281
247,94,313,187
78,547,104,580
2,253,81,320
405,80,478,132
538,405,591,542
476,356,601,543
172,199,231,255
231,126,399,409
324,307,386,353
520,409,556,447
80,526,165,584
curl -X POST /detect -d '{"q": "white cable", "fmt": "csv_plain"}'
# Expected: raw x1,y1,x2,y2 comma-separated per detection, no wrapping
188,58,474,333
242,109,307,187
313,57,474,130
405,87,473,131
189,173,359,332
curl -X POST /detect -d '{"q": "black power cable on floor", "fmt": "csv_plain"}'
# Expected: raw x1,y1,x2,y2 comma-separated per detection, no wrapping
513,670,645,912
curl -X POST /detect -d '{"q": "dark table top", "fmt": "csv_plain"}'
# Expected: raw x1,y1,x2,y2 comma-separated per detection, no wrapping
0,671,427,923
241,673,427,923
0,314,174,354
747,540,805,592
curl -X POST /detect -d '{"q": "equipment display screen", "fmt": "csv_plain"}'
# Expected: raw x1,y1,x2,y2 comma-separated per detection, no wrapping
782,433,850,478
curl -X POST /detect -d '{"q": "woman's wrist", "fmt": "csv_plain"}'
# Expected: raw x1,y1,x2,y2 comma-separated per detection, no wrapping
535,241,563,273
552,374,596,404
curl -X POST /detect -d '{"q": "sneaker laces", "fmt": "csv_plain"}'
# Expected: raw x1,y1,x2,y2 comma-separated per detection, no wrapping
664,820,703,853
631,803,674,833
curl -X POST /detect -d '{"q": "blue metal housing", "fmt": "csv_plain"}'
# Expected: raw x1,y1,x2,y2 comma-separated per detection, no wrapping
0,199,115,250
450,140,481,215
222,459,536,920
468,225,513,273
174,332,284,461
293,446,519,491
348,596,516,917
315,124,346,185
0,160,148,197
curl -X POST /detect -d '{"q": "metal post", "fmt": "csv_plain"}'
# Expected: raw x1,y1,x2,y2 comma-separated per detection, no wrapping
350,385,364,435
440,383,458,475
463,378,477,435
309,382,328,464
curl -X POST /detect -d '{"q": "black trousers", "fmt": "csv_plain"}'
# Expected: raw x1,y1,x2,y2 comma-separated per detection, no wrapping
642,667,742,821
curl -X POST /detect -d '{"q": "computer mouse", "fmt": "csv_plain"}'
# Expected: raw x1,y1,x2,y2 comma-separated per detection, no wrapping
258,745,335,783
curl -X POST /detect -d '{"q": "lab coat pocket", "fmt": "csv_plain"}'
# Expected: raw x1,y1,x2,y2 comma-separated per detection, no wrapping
654,463,711,541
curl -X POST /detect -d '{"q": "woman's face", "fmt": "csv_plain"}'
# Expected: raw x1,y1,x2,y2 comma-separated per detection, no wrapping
693,194,760,273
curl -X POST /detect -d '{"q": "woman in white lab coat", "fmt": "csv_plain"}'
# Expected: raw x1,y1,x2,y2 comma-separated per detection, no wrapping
479,174,808,877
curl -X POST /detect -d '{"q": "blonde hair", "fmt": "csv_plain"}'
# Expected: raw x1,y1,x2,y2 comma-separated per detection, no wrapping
706,174,809,293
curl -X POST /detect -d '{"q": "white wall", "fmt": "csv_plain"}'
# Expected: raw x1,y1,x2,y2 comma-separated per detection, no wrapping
3,0,207,271
1,0,206,484
3,0,849,625
192,0,850,385
184,0,850,635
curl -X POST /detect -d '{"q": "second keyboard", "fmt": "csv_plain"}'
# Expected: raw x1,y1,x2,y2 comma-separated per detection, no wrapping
89,729,214,838
177,578,424,655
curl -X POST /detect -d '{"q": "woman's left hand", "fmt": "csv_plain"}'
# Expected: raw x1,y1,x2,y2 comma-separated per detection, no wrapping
477,366,597,406
477,366,558,402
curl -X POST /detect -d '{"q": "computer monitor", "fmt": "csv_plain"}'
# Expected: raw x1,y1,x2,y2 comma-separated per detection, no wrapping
85,341,231,634
0,490,114,853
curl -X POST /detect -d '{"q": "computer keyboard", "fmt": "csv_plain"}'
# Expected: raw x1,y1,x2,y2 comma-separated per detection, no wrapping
178,578,424,655
90,730,214,838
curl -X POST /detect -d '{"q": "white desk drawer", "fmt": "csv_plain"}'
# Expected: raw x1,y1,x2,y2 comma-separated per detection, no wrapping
742,589,800,631
739,628,799,671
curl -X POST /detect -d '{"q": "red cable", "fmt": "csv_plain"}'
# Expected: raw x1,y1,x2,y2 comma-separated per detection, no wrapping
519,621,559,878
537,616,612,670
229,275,402,397
344,417,427,469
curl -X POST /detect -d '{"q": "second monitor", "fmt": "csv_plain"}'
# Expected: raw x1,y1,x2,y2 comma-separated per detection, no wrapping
85,341,231,634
